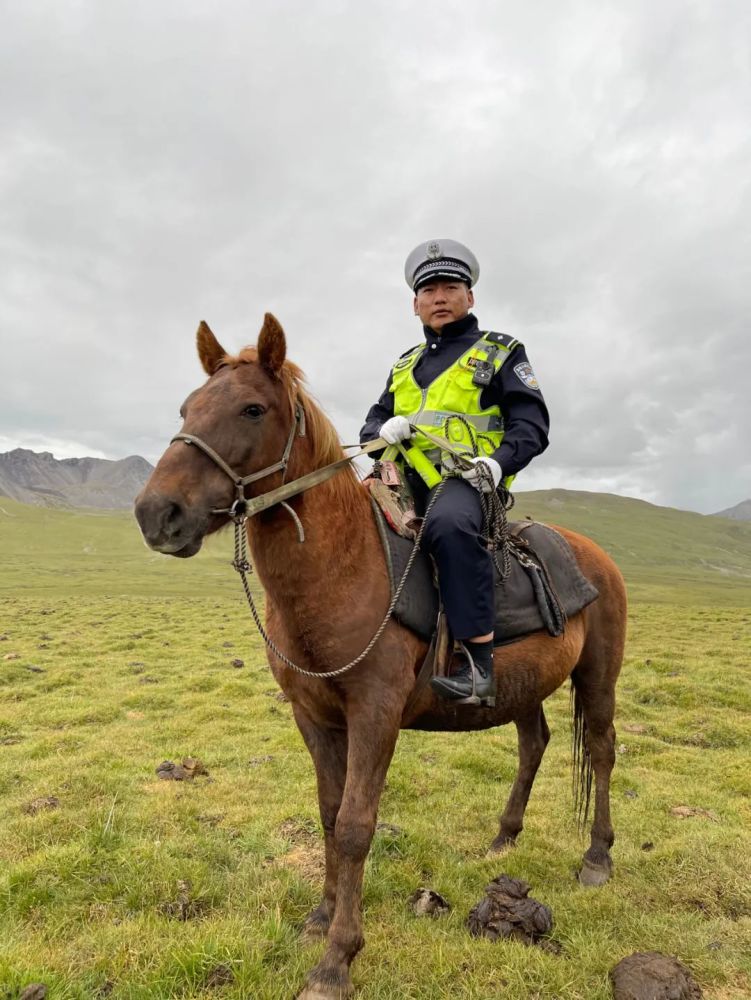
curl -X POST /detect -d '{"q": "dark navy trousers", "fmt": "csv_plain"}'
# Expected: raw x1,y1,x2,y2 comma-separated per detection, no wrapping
411,475,495,641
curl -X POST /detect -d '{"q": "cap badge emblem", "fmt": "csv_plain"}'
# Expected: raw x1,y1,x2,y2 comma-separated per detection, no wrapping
426,242,441,259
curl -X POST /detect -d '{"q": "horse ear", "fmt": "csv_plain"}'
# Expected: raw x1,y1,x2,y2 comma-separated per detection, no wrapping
196,321,227,375
257,312,287,376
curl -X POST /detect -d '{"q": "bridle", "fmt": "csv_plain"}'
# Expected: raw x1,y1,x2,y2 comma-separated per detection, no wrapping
167,399,438,680
166,407,503,683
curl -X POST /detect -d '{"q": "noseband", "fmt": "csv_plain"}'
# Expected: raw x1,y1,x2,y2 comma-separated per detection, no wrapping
170,402,306,520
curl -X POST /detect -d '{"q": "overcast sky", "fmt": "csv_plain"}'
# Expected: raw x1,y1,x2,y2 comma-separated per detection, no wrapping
1,0,749,514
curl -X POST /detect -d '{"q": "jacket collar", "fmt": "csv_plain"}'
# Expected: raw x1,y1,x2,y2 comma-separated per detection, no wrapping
423,313,478,342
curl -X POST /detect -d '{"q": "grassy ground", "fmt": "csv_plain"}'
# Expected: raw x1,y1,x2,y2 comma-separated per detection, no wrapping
1,495,750,998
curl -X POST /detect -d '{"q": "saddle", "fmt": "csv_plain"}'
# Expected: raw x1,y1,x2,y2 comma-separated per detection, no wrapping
366,479,599,647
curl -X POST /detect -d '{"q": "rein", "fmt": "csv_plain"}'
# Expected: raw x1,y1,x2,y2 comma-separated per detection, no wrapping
169,409,492,680
230,481,447,679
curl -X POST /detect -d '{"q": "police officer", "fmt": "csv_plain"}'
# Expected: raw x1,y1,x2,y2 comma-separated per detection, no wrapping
359,239,549,706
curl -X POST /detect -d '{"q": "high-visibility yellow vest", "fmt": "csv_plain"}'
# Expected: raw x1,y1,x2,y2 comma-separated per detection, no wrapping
385,331,520,487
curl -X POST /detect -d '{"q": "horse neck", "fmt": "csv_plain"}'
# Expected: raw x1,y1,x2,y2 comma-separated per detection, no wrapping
246,437,384,621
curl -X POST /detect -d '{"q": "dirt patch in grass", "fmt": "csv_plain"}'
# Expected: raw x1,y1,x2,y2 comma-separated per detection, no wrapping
273,817,325,881
278,817,319,843
709,982,751,1000
204,963,235,988
249,754,275,766
670,805,720,821
275,843,325,881
20,986,48,1000
159,878,209,921
197,812,225,827
22,795,59,815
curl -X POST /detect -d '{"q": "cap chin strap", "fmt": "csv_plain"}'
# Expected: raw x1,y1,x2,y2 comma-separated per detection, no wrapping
170,402,306,521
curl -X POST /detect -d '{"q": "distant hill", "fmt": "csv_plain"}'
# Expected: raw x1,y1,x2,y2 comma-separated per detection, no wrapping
1,487,750,605
513,488,751,604
0,448,153,509
712,498,751,521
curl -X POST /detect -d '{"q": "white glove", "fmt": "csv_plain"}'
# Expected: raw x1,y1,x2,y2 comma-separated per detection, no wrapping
462,456,502,493
380,415,413,445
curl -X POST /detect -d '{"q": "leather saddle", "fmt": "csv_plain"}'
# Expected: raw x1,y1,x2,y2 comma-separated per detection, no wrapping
368,491,599,646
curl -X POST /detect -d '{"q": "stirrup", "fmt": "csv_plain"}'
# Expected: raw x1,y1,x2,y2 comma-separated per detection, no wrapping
458,642,496,707
433,643,496,708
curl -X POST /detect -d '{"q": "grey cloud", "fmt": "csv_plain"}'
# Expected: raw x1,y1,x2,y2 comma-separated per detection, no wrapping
1,0,748,514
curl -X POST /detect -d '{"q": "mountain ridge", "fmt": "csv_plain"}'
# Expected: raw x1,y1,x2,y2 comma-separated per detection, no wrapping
712,498,751,521
2,446,749,524
0,448,153,509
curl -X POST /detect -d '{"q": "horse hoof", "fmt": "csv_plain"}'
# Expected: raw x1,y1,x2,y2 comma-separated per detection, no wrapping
300,920,329,943
297,987,353,1000
578,858,611,887
487,834,516,855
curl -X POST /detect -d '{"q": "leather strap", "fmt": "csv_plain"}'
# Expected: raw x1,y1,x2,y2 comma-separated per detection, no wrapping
401,610,451,720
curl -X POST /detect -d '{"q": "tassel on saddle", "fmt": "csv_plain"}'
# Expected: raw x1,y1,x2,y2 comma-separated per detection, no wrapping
507,524,567,638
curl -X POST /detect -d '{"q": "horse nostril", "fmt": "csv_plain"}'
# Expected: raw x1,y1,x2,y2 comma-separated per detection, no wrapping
163,500,184,535
165,501,182,526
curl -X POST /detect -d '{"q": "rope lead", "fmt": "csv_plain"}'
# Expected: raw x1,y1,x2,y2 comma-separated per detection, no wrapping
230,478,449,679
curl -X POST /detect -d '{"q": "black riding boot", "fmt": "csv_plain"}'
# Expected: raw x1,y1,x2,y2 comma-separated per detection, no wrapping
430,638,496,707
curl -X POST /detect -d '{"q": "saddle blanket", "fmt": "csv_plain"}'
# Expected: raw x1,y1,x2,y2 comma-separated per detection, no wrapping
371,504,600,645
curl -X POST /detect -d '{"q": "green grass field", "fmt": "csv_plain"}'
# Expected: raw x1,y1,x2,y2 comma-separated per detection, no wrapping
1,493,750,998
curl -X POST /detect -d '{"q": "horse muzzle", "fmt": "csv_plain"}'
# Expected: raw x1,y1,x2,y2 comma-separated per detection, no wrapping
134,490,208,558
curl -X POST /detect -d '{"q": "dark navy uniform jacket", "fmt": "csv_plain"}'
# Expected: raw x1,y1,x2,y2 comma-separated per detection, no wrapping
359,313,550,478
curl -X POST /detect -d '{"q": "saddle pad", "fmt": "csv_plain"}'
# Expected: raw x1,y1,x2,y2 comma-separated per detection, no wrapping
371,506,599,645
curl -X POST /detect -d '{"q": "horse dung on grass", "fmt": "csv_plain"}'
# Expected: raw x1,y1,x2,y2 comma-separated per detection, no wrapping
135,313,626,1000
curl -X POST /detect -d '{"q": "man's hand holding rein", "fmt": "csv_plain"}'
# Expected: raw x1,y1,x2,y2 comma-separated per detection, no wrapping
379,415,413,445
461,456,501,493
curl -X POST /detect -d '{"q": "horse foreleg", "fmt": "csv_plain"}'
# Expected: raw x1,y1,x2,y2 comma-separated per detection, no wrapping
293,709,348,940
489,706,550,853
298,705,402,1000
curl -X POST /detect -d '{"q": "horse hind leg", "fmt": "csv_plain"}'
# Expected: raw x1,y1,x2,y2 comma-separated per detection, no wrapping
571,666,617,887
489,706,550,853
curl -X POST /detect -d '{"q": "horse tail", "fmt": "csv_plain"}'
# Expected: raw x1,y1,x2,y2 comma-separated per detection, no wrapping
570,677,593,829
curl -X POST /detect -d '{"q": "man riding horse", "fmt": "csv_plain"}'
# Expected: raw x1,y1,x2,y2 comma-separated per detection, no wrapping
360,239,550,706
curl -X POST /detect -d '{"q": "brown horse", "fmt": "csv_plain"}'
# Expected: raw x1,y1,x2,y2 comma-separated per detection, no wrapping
135,314,626,1000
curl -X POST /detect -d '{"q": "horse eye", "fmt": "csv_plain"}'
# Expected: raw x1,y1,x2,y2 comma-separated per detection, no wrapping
242,404,265,419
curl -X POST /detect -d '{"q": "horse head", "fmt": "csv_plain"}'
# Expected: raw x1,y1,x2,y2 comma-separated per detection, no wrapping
135,312,303,557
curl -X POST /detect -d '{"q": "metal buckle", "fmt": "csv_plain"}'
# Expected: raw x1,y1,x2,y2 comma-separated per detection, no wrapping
229,498,248,520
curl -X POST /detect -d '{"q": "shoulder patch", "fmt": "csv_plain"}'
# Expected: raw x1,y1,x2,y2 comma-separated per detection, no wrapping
399,343,422,359
513,361,540,390
484,331,517,349
392,344,423,372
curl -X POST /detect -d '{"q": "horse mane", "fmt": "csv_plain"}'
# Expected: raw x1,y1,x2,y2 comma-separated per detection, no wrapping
224,347,362,505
